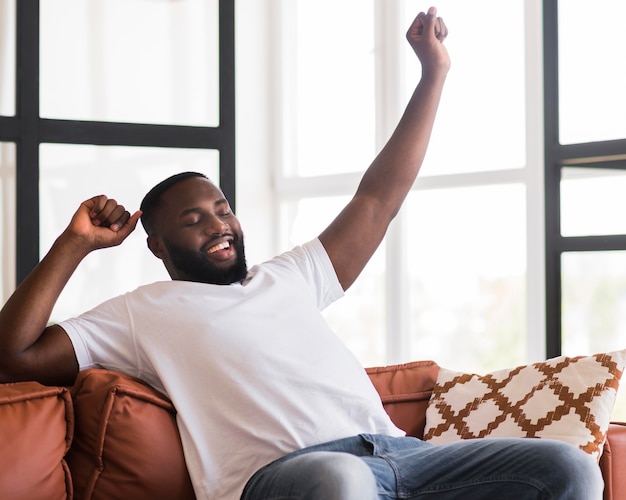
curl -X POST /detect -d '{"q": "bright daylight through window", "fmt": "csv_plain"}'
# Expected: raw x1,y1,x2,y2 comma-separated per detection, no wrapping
1,0,625,421
277,0,534,374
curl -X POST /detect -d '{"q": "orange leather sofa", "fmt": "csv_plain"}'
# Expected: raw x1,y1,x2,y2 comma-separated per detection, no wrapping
1,361,624,499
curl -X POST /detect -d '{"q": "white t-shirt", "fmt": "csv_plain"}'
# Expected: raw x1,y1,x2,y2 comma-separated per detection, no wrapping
61,238,404,500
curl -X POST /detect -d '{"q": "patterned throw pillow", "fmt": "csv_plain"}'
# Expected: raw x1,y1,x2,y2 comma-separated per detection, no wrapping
423,350,626,461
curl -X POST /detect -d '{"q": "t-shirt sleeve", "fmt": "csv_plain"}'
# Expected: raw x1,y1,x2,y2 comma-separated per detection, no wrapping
279,238,344,310
59,293,140,376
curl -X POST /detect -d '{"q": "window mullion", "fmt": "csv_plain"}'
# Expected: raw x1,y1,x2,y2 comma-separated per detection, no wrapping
524,0,547,362
375,0,410,364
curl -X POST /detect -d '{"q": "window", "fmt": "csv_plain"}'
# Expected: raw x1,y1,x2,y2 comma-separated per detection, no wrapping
3,0,626,420
557,0,626,145
0,0,15,117
544,0,626,354
270,0,626,417
40,0,220,127
0,0,235,305
39,144,220,320
406,1,527,176
406,184,527,372
273,0,625,393
273,0,540,372
545,0,626,419
0,142,15,306
0,0,16,305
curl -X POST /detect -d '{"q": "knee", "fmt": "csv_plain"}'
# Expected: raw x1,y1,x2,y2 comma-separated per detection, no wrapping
537,440,604,499
290,451,378,500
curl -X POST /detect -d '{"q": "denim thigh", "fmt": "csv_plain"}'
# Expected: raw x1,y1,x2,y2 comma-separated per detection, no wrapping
243,434,603,499
359,434,602,499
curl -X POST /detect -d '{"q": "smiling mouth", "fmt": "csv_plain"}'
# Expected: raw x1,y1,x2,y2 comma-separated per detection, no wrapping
207,241,231,254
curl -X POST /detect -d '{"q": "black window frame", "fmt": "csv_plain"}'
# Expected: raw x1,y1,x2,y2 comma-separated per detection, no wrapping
543,0,626,357
6,0,626,360
0,0,235,284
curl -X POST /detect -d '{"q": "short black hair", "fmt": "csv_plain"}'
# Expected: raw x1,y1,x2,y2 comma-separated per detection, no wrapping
140,171,210,235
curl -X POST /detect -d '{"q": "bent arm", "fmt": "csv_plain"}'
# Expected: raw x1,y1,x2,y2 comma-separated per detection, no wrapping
320,8,450,290
0,196,141,385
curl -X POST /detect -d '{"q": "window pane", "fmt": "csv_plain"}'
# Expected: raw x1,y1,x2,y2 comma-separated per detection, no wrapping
39,144,220,321
561,251,626,420
558,0,626,144
323,247,386,367
0,0,15,116
561,167,626,237
288,0,376,177
562,251,626,356
280,196,386,366
40,0,219,126
0,142,16,304
402,0,526,175
407,184,527,373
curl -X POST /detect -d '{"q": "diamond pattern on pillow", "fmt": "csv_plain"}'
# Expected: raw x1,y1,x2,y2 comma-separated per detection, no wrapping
423,350,626,461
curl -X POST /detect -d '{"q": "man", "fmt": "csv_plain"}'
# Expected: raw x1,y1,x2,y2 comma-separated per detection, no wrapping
0,7,602,499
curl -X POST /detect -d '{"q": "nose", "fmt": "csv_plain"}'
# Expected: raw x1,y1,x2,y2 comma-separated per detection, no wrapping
204,214,229,235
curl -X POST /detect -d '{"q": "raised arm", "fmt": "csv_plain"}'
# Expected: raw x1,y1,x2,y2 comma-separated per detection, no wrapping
0,196,141,385
319,7,450,290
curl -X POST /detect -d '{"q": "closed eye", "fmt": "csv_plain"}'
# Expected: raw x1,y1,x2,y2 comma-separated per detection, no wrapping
182,217,201,226
215,199,232,218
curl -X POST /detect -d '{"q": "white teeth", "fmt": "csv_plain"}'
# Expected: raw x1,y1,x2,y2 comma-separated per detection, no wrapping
207,241,230,254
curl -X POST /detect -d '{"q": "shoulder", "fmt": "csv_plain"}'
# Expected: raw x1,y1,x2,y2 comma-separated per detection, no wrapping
259,238,332,276
258,238,342,306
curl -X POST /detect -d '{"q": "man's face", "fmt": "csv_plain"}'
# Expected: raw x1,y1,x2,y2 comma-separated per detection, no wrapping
148,177,248,285
162,233,247,285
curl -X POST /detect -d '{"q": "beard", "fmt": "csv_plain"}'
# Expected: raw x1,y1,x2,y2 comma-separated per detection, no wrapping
163,236,248,285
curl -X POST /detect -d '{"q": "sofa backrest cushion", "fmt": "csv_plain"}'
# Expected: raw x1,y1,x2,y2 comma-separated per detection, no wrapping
67,369,195,500
366,360,440,438
0,382,73,500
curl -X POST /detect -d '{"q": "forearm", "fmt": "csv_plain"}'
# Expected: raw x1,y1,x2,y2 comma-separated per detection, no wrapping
0,233,89,355
357,68,447,217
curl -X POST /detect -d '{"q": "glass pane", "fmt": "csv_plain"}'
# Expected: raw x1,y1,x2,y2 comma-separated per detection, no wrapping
40,0,219,126
407,184,527,373
289,0,376,177
402,0,526,175
0,0,16,116
39,144,220,321
0,142,16,304
561,167,626,236
561,251,626,355
561,251,626,420
280,196,386,366
558,0,626,144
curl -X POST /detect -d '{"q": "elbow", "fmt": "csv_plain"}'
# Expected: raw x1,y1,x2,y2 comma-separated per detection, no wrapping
0,367,20,384
0,352,12,383
0,351,40,384
0,355,28,384
0,355,78,387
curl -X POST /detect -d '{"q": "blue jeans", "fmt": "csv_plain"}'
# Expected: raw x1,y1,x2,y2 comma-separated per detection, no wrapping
241,434,603,499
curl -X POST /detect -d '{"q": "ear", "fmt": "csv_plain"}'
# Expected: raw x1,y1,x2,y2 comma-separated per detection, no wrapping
147,235,165,260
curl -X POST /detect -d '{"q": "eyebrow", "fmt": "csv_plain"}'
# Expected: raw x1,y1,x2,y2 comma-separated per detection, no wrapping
179,207,201,218
179,199,229,218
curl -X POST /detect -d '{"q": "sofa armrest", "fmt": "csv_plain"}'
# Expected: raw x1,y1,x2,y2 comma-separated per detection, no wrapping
600,423,626,500
0,382,73,499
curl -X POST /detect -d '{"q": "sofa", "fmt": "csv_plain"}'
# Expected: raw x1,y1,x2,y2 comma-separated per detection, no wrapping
1,361,625,500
